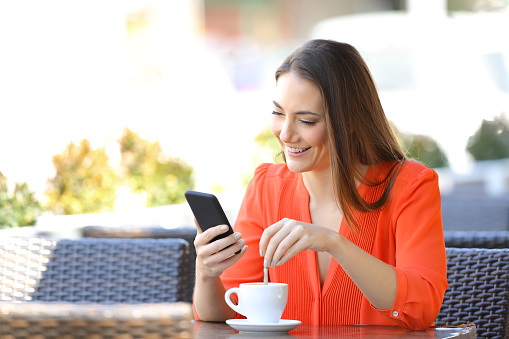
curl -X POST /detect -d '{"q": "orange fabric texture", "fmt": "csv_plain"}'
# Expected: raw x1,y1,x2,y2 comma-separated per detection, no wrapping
195,161,448,330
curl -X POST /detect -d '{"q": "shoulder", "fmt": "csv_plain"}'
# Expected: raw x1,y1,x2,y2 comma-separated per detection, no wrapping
370,160,437,187
243,163,298,212
248,163,300,200
396,160,439,185
386,160,440,201
369,160,439,201
253,163,296,181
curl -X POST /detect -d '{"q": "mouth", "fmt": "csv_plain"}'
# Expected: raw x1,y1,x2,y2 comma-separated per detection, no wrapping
286,146,311,156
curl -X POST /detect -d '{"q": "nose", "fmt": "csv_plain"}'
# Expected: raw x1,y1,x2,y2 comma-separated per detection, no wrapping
279,119,298,144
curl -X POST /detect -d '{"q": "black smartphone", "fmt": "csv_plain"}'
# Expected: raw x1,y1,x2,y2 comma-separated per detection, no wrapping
184,190,234,244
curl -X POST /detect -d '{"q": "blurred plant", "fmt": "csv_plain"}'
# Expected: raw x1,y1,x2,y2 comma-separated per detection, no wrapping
0,171,42,228
45,130,195,215
118,128,194,206
390,123,449,168
466,114,509,161
398,133,449,168
243,126,284,187
254,126,284,164
45,139,118,215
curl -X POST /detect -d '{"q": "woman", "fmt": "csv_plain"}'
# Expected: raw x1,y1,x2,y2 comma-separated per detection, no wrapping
193,39,447,330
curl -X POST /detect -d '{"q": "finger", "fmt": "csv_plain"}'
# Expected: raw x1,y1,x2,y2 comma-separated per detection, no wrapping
259,218,288,257
193,218,202,233
200,243,248,278
204,238,248,267
196,231,243,258
194,224,230,247
271,227,305,266
274,236,309,266
263,220,295,267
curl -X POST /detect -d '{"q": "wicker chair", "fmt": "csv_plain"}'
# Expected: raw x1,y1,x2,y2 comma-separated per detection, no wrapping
435,247,509,339
82,225,197,303
444,231,509,248
0,237,193,337
0,237,190,303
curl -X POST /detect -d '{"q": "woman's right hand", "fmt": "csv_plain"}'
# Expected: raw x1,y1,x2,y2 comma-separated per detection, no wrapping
194,224,248,278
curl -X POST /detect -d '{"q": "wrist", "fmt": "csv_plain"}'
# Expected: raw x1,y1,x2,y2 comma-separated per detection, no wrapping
196,260,221,281
328,232,346,261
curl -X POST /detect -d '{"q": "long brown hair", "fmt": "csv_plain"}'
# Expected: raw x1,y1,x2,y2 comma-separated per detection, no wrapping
275,39,406,231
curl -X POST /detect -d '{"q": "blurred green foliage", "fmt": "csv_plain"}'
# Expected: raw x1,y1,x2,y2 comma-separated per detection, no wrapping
253,126,284,164
389,122,448,168
243,126,284,187
0,172,42,228
44,128,194,215
118,128,194,207
45,139,118,215
397,132,449,168
467,114,509,161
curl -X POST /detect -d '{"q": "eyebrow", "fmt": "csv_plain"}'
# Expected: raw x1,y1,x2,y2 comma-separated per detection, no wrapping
272,100,321,116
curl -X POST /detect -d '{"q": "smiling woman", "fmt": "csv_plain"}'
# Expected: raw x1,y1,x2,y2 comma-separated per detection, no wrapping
192,39,448,331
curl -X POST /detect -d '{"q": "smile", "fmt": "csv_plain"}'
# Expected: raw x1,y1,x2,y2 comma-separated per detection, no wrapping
286,146,311,156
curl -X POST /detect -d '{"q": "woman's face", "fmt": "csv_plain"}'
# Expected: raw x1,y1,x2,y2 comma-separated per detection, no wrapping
270,72,330,174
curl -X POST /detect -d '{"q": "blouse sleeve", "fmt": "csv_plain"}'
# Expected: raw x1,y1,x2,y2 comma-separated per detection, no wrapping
375,167,448,330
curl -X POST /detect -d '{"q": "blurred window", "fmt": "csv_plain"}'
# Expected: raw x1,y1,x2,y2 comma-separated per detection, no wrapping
482,53,509,92
367,50,417,90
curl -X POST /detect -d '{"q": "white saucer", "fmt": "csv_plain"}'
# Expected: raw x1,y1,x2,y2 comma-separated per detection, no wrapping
226,319,301,333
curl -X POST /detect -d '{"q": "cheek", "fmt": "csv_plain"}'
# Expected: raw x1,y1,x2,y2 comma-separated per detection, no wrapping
305,126,328,147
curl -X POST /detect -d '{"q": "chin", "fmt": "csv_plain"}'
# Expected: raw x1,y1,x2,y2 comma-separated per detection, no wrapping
285,161,310,174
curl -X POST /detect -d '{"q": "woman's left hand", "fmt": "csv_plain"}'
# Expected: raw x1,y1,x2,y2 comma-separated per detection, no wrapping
259,218,339,267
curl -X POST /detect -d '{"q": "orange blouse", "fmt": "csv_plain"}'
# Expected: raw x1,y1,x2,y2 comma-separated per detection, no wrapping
197,161,448,330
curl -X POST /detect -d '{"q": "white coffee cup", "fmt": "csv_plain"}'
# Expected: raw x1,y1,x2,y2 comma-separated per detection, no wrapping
224,282,288,323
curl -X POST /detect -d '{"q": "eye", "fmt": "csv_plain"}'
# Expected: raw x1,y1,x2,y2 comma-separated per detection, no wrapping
272,111,284,117
300,120,316,126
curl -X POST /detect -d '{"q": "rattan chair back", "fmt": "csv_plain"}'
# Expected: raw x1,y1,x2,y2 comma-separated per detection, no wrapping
0,237,190,303
436,247,509,339
444,231,509,248
82,225,197,303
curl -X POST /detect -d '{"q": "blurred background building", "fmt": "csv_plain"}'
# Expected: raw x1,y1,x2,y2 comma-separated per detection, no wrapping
0,0,508,232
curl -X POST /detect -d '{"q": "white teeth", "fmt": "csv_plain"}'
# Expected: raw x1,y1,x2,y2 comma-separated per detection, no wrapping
287,147,309,153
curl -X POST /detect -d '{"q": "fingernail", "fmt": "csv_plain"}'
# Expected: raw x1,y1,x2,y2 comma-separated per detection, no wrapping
241,245,248,252
234,233,242,240
263,259,269,267
259,249,264,257
270,260,275,267
276,260,282,266
237,239,245,247
221,225,228,231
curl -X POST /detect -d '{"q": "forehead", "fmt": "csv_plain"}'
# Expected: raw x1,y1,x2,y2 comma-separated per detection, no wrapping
274,72,323,112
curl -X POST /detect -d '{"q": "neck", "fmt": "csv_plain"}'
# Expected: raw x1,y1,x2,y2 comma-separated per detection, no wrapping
302,164,370,205
302,168,335,205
